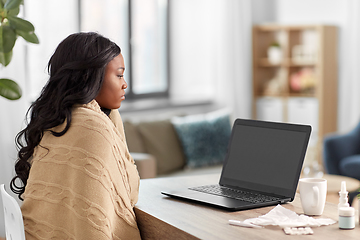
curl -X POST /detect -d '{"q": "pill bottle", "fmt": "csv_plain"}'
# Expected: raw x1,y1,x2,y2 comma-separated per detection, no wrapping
338,207,355,230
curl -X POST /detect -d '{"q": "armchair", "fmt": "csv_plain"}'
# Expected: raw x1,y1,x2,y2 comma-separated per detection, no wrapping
323,121,360,205
323,121,360,180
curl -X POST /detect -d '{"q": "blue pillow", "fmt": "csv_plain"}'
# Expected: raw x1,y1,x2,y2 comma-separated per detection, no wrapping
172,110,232,168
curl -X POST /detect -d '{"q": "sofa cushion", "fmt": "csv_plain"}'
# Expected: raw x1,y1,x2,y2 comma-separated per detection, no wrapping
123,121,146,153
137,120,186,175
171,109,232,168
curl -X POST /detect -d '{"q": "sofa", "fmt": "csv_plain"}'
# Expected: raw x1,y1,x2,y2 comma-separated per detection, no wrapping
122,108,233,179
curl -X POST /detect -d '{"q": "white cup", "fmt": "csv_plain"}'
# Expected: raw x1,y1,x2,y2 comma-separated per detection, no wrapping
299,178,327,216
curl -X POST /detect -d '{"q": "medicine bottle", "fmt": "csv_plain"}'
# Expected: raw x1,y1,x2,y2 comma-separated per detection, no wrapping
338,207,355,230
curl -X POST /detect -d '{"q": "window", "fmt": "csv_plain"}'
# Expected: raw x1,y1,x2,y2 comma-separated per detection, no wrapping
80,0,169,100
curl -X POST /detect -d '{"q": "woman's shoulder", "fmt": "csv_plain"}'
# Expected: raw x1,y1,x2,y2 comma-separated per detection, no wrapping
45,100,123,151
70,100,125,143
42,113,114,159
72,100,114,129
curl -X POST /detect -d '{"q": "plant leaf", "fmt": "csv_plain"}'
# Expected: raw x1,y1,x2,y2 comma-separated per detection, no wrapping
0,25,17,53
0,78,22,100
7,6,20,16
0,49,12,66
16,29,39,44
0,26,2,51
4,0,22,10
8,16,35,32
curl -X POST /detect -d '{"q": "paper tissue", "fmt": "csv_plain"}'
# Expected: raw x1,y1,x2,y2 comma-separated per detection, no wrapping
229,205,336,228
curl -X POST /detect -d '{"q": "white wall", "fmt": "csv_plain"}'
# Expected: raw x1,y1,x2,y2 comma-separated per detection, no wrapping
251,0,276,23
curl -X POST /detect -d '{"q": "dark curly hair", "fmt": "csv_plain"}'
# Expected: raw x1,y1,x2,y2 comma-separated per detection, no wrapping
10,32,121,200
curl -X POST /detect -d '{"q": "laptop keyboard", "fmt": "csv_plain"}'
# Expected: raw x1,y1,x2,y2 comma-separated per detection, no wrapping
189,185,280,204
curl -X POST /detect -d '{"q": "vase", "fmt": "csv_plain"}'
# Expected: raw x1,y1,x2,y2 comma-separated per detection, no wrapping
267,46,282,64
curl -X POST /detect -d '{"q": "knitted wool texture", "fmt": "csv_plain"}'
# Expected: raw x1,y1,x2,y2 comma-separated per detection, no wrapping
21,100,141,240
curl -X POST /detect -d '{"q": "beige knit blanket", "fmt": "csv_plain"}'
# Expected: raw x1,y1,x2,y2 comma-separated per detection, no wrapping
21,100,141,240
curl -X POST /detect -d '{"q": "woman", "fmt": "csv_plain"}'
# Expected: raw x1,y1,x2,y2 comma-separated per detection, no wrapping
10,32,141,239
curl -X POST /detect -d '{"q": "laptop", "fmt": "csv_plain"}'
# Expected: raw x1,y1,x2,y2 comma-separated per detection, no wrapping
161,118,311,211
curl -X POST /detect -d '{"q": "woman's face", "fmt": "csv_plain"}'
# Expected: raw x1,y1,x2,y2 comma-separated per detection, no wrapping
95,53,127,109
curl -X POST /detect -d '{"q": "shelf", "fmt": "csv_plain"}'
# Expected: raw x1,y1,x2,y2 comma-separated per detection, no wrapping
256,93,288,98
256,24,319,32
258,58,283,67
288,92,316,98
289,60,317,67
258,58,316,67
256,92,315,98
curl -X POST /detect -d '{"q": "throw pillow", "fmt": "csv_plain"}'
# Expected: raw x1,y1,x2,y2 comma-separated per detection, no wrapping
137,120,186,175
123,121,146,153
171,109,232,168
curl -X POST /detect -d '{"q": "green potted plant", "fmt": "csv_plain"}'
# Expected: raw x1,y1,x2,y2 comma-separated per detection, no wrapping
0,0,39,100
267,41,282,64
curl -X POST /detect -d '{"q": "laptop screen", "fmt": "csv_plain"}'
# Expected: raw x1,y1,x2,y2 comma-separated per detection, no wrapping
220,119,311,198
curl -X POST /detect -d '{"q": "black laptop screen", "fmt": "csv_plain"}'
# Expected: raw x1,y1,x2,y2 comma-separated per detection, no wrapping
220,119,310,197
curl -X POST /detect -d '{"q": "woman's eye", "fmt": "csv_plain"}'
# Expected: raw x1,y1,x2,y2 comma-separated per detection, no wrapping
117,75,123,78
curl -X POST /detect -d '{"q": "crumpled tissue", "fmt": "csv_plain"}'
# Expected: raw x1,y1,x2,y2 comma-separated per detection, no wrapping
243,205,336,228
